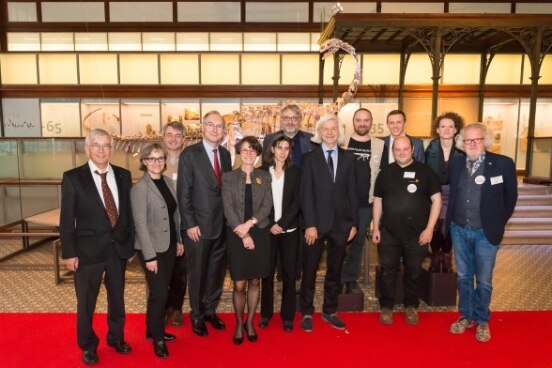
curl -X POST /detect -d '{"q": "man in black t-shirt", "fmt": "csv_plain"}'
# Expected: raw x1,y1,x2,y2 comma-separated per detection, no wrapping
372,136,441,326
341,108,384,293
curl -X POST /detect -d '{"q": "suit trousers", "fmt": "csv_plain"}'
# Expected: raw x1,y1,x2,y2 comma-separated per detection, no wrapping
300,228,348,315
377,227,428,309
139,248,176,342
261,230,298,322
74,250,127,351
166,251,187,311
184,234,226,320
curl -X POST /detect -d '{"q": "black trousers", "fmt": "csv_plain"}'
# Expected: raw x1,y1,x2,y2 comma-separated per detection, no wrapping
166,251,187,311
378,227,428,309
184,234,226,321
74,250,127,351
261,230,298,322
139,248,176,342
300,228,348,315
430,219,453,253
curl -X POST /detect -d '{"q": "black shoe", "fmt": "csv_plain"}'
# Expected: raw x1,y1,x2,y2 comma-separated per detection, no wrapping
192,319,208,336
283,320,293,332
153,341,169,358
245,323,258,342
82,350,98,365
259,317,270,328
204,314,226,330
233,325,244,345
107,341,132,354
146,332,176,342
345,281,362,294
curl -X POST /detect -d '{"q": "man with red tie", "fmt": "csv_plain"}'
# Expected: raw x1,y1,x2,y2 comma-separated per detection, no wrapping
60,129,135,365
177,111,232,337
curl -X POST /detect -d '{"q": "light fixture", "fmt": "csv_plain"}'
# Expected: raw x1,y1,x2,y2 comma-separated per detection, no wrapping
331,2,344,16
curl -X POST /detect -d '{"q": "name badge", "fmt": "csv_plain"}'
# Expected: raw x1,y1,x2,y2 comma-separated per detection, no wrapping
490,175,504,185
404,171,415,179
172,173,178,181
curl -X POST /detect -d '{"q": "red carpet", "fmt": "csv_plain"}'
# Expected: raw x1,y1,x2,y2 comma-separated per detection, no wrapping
1,311,550,368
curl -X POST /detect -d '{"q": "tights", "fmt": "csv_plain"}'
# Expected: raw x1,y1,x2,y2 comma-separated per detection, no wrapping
232,278,260,338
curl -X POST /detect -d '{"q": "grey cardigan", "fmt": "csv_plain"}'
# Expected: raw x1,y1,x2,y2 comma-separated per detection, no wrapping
131,173,181,261
222,168,272,230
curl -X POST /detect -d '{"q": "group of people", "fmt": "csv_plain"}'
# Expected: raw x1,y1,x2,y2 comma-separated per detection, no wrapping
60,104,517,365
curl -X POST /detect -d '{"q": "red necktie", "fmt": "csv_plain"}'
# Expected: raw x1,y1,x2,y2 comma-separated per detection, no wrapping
213,149,222,188
95,170,118,227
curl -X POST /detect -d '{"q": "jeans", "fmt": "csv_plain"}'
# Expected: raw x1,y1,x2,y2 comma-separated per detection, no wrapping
450,222,500,324
341,206,372,283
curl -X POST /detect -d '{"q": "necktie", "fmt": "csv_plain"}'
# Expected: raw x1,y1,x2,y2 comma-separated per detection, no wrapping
213,149,222,187
327,149,334,182
95,170,118,227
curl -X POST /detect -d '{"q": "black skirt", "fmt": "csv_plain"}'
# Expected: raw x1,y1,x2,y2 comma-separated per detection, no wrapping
226,225,271,281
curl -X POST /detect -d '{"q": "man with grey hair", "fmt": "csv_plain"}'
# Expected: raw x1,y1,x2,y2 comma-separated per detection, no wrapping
300,114,358,332
446,123,517,342
162,120,188,327
60,128,134,365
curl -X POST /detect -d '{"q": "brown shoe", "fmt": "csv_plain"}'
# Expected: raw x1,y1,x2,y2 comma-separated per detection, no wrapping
171,309,183,327
449,317,474,334
476,323,491,342
380,308,393,325
405,306,419,325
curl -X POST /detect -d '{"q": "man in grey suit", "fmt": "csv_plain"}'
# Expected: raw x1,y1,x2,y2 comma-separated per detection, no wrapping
380,109,425,168
177,110,232,337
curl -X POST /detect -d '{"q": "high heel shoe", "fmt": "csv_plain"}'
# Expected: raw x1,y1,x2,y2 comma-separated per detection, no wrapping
245,323,258,343
233,325,244,345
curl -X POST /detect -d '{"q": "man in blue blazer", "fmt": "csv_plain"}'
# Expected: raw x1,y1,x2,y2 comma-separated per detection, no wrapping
380,109,425,167
446,123,517,343
60,129,135,365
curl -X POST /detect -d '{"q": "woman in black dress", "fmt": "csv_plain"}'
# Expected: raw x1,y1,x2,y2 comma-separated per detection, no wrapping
259,135,301,332
222,136,273,345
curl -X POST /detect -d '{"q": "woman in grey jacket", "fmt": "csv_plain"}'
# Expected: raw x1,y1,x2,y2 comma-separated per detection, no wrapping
131,143,184,358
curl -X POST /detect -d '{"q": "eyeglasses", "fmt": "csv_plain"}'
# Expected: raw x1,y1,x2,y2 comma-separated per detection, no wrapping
144,157,166,163
89,143,112,150
463,137,484,145
240,148,257,155
204,122,225,130
281,116,300,123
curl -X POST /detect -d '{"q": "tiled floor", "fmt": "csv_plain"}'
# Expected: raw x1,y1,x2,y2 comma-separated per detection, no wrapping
1,238,551,313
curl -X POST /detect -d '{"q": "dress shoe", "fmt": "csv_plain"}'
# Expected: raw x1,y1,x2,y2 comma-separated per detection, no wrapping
82,350,98,365
259,317,270,328
345,281,362,294
204,314,226,330
405,306,419,325
107,341,132,354
153,341,169,358
245,323,258,342
146,332,176,342
380,308,393,325
301,315,313,332
170,309,183,327
283,320,293,332
233,325,244,345
192,319,208,336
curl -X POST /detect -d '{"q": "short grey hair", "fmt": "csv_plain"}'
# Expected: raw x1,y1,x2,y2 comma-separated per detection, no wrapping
281,104,302,120
310,114,345,146
85,128,114,148
455,123,493,151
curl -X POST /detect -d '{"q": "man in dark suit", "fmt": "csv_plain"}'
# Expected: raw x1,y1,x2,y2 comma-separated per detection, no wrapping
262,104,316,168
60,129,134,365
300,114,358,332
446,123,517,343
380,109,425,167
177,110,232,337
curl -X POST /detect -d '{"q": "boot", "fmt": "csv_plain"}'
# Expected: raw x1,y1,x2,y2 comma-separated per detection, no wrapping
429,251,441,273
441,253,452,273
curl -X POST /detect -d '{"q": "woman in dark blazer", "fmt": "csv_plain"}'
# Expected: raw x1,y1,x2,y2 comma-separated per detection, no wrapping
259,135,300,332
131,143,184,358
222,136,273,345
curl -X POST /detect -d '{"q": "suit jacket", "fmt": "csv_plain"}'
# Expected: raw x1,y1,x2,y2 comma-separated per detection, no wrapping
301,146,358,234
131,173,182,261
380,134,425,168
222,168,273,230
262,130,316,167
60,163,134,264
344,136,384,204
260,164,301,231
446,151,518,245
177,141,232,240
